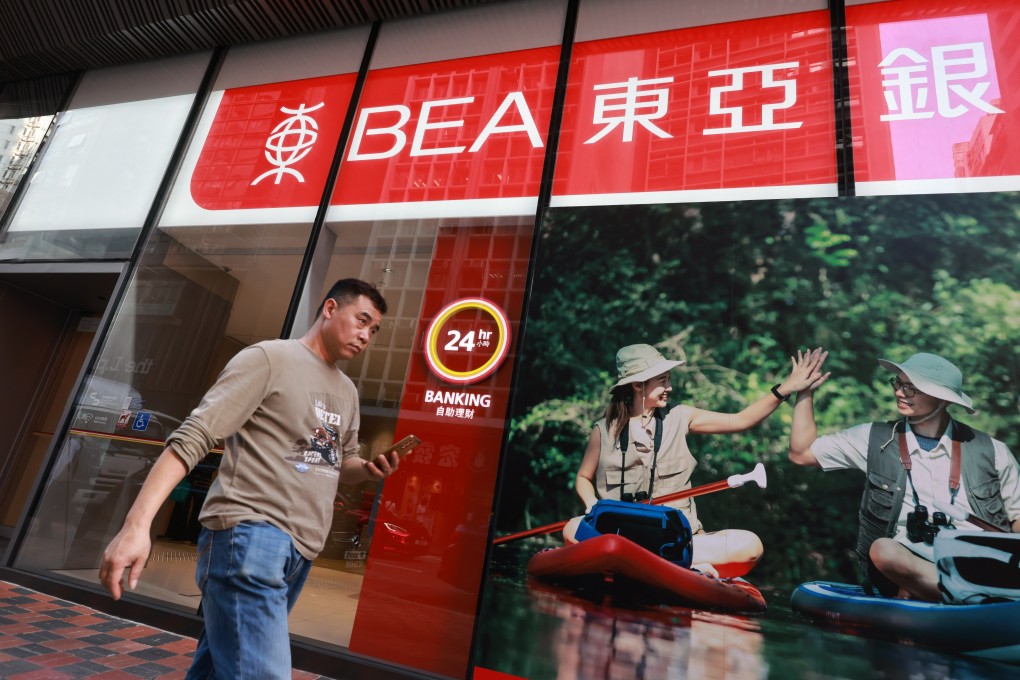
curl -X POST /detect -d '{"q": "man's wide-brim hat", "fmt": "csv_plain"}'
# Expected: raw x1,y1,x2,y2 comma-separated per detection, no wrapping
611,344,684,389
878,352,975,413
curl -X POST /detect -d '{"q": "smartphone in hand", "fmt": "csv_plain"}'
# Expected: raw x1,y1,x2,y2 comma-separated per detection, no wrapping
375,434,421,465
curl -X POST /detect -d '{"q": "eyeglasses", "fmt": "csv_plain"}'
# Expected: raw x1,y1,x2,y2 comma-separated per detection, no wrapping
888,377,918,398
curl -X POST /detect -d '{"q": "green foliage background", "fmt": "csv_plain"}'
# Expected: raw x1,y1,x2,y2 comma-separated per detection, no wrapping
494,193,1020,596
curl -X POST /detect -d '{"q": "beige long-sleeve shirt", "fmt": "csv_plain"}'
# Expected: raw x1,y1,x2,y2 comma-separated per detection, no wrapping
167,339,361,559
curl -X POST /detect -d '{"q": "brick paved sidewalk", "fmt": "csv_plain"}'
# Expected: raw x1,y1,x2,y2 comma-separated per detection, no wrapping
0,580,332,679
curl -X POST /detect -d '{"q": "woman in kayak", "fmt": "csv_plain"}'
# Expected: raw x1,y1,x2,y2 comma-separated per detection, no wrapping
564,343,828,577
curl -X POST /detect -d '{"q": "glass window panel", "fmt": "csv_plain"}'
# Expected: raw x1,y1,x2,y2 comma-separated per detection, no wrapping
295,7,567,660
12,27,368,623
846,0,1020,195
552,0,835,206
473,188,1020,680
283,5,564,673
159,27,372,229
327,0,567,223
289,216,533,677
0,75,74,223
2,53,211,260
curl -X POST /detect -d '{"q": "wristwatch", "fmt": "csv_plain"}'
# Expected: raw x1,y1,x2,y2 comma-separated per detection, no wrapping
771,384,790,402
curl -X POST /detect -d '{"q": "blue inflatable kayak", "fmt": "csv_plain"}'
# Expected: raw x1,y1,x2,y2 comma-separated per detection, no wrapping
791,581,1020,663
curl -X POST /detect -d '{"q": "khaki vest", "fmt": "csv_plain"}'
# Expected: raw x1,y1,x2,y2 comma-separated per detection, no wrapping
593,406,702,533
857,419,1008,593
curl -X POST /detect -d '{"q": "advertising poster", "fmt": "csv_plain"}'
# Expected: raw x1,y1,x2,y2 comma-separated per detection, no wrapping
472,192,1020,679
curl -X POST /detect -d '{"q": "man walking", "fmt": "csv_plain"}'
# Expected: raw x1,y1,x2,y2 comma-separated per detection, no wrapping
789,352,1020,600
100,278,400,678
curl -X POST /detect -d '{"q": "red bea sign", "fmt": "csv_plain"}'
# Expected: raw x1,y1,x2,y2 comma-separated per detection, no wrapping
331,46,560,209
190,74,356,210
186,47,560,219
552,11,837,203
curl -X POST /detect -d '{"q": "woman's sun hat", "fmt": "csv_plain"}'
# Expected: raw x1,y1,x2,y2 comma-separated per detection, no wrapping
877,352,975,413
611,344,684,389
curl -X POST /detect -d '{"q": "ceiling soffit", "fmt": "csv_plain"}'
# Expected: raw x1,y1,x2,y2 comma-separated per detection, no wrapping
0,0,503,83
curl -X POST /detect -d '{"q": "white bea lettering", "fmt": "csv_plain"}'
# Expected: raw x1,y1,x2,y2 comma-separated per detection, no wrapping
347,92,542,161
411,97,474,156
424,389,492,408
348,105,411,160
469,91,543,151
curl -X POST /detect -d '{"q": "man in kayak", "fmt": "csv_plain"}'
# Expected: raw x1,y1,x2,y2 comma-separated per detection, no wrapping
564,343,828,577
789,352,1020,600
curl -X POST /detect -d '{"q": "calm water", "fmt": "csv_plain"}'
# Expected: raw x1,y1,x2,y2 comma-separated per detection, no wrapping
474,547,1014,680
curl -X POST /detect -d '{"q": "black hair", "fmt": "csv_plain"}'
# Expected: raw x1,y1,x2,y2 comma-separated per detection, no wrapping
316,278,388,318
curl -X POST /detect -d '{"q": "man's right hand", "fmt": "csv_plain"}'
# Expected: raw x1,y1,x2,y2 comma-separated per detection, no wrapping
788,351,827,467
98,525,151,600
784,347,831,394
95,446,191,599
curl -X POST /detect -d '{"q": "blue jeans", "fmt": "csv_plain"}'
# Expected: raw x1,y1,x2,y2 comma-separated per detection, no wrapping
185,521,312,680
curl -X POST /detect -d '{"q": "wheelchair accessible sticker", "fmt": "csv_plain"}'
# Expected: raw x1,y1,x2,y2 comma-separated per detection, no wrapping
424,298,511,385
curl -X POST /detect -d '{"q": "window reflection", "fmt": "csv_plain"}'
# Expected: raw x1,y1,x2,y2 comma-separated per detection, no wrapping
13,222,309,612
1,54,210,261
0,115,53,219
10,217,457,652
0,74,74,237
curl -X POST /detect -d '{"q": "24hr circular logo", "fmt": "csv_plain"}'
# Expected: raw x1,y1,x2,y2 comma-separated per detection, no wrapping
424,298,511,385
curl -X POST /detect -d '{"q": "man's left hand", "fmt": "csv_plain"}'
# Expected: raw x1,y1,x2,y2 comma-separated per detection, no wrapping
365,450,400,481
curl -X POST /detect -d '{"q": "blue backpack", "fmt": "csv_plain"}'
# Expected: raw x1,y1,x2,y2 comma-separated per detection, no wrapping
575,498,693,568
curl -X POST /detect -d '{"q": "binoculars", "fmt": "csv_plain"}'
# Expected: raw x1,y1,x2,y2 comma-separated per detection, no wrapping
906,504,954,545
620,490,650,503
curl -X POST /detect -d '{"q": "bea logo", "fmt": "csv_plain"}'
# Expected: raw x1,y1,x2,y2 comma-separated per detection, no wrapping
346,92,543,161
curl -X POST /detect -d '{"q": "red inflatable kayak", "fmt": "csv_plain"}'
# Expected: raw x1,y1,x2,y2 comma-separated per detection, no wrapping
527,534,766,612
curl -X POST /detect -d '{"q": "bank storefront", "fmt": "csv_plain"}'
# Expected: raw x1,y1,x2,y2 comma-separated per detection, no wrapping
1,1,1018,678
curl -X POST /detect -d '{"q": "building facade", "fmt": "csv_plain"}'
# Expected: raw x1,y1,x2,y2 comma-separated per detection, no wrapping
1,1,1018,678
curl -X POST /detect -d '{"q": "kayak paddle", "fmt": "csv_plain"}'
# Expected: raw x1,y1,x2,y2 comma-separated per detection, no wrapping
493,463,768,545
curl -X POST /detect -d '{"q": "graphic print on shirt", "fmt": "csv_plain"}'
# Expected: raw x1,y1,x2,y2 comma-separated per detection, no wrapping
306,420,339,466
288,396,345,470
